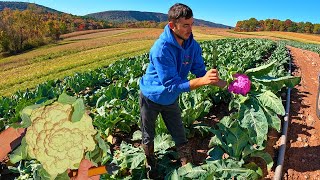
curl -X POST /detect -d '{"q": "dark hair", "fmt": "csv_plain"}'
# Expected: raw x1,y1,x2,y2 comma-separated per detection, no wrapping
168,3,193,22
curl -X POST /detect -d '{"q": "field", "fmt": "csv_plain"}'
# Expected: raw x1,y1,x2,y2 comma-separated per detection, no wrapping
1,27,320,96
0,27,320,179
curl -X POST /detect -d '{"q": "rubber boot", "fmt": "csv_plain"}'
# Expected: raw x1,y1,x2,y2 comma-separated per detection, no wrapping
176,143,193,166
141,143,157,179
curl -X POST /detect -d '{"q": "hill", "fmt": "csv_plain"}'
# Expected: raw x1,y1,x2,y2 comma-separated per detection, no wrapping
0,2,232,28
86,10,233,29
0,1,61,13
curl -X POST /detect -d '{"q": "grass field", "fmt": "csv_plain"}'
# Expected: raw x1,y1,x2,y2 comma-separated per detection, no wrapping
1,27,320,96
228,30,320,44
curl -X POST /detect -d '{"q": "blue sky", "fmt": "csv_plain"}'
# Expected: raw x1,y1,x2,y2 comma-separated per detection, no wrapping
3,0,320,27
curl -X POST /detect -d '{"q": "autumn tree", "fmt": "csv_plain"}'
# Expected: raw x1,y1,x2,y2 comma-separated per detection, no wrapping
0,6,47,53
235,18,319,35
313,24,320,34
304,22,314,33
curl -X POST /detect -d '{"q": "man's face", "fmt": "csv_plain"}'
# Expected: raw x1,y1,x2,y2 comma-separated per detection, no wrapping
169,17,194,41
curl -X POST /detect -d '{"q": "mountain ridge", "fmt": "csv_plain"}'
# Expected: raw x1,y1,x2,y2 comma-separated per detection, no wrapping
0,1,233,28
0,1,62,13
86,10,233,28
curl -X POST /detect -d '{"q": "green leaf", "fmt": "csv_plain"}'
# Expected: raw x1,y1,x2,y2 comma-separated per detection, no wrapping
58,93,77,105
131,130,142,141
114,142,145,170
17,104,41,128
86,132,112,165
177,163,193,176
168,169,179,180
250,151,274,170
71,98,85,122
228,123,250,158
239,99,268,146
36,165,51,180
207,146,224,161
54,171,70,180
9,137,29,164
257,90,285,116
243,162,263,178
206,159,261,179
263,107,281,132
253,76,301,92
245,61,276,78
116,121,131,133
154,134,175,154
192,124,212,137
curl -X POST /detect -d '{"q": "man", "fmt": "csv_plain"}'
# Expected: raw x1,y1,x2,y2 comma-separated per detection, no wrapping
139,2,226,171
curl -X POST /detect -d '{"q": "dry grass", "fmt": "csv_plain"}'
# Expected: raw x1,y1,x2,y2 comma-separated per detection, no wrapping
228,30,320,44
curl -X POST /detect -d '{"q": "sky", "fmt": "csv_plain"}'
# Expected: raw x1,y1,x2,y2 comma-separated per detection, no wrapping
3,0,320,27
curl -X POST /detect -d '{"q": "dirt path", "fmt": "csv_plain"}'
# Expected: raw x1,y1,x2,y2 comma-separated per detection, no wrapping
283,46,320,179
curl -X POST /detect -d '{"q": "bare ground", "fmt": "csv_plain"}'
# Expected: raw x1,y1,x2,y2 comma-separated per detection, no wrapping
282,47,320,180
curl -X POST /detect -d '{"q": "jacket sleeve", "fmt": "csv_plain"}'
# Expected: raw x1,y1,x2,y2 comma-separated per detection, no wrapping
190,44,207,78
152,50,190,93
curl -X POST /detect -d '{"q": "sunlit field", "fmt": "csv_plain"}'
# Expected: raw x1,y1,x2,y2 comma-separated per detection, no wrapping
1,26,319,96
229,30,320,44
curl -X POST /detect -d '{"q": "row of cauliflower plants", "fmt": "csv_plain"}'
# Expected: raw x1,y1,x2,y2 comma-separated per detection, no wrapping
2,38,300,179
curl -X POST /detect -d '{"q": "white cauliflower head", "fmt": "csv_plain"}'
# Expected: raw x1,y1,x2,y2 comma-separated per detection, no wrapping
25,101,96,179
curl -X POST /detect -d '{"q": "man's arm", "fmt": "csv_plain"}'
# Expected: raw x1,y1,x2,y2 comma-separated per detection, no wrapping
190,69,227,90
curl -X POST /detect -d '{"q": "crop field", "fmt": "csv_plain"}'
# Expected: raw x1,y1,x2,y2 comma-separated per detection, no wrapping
1,27,320,179
229,30,320,44
0,27,230,96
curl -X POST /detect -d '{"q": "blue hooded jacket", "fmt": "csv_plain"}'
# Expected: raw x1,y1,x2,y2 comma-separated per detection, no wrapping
140,24,207,105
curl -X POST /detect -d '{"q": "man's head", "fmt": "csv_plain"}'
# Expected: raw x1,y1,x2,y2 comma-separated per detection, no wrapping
168,3,194,43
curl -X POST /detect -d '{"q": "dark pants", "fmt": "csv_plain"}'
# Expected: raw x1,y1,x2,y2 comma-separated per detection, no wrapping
139,93,187,146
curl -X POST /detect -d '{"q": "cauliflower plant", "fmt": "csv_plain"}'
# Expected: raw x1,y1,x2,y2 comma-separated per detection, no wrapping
228,73,251,95
23,95,96,179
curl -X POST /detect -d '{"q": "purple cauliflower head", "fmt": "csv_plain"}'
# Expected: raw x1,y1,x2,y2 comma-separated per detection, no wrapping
228,73,251,95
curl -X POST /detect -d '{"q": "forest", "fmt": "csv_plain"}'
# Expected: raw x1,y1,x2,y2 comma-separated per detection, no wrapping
235,18,320,34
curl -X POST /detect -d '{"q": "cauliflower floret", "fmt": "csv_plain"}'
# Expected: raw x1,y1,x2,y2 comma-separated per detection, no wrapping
25,102,96,179
228,73,251,95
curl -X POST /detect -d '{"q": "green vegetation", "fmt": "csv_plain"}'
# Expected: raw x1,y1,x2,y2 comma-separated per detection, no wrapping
0,4,109,54
0,27,227,96
235,18,320,34
1,38,300,179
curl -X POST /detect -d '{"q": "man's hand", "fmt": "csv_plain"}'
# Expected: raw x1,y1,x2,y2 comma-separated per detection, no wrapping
202,69,221,85
190,68,223,90
70,159,100,180
0,127,26,160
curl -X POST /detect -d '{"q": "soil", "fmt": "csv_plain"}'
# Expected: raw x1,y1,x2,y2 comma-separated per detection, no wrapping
282,47,320,180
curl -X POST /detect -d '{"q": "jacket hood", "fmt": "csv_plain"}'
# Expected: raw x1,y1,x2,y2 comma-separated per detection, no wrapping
160,24,194,50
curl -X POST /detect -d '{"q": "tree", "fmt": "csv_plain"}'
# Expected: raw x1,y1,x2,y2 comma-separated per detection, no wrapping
279,21,286,31
264,19,273,31
284,19,293,31
304,22,313,33
0,7,46,53
313,24,320,34
234,21,244,31
286,21,297,32
272,19,281,31
296,22,305,33
247,18,259,31
258,20,265,31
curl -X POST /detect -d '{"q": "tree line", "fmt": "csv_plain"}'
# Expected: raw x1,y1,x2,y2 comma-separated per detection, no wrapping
235,18,320,34
0,4,111,54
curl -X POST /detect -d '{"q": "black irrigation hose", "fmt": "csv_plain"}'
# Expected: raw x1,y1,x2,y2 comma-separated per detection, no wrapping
273,49,293,180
